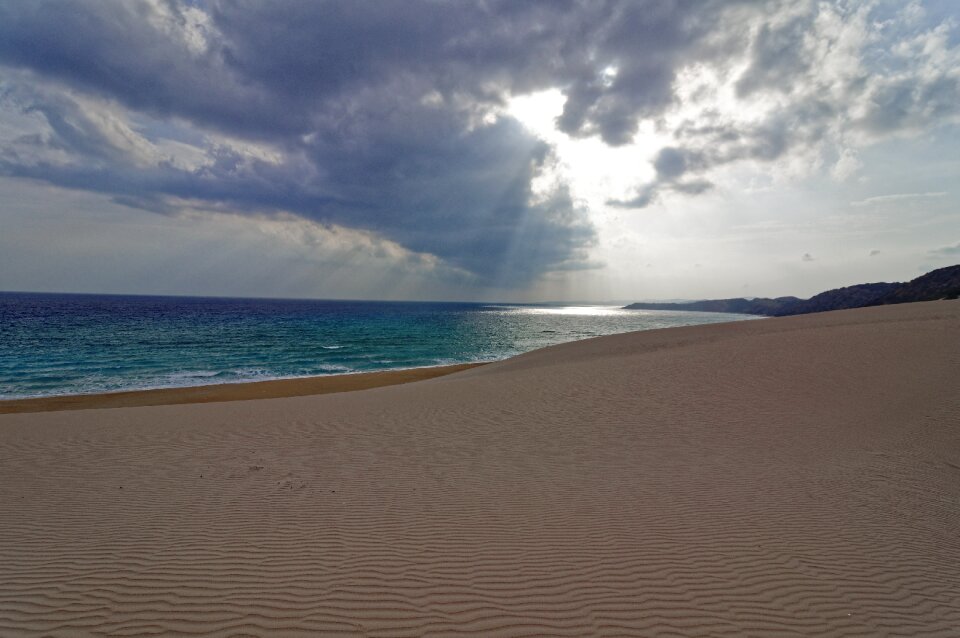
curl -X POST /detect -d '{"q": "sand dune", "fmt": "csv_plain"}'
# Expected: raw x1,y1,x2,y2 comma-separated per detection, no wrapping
1,301,958,636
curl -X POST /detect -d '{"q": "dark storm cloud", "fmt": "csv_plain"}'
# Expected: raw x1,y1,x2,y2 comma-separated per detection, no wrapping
0,0,601,282
0,1,297,137
0,0,614,140
211,0,573,107
608,146,712,208
298,101,595,278
735,15,814,98
653,147,690,180
212,0,740,146
553,0,739,145
0,83,593,280
0,0,741,282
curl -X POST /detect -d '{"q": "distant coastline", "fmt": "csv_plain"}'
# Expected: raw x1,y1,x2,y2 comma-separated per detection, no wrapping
625,264,960,316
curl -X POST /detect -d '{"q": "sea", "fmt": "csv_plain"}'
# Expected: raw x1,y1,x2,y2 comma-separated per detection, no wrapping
0,292,756,399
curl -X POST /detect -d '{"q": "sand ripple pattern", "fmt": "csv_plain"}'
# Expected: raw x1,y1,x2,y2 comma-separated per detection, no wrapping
2,301,959,636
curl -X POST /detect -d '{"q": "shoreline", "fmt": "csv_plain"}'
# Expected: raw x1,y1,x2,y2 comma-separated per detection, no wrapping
0,362,485,414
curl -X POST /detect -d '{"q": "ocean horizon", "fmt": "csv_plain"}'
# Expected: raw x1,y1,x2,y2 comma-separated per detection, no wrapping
0,291,756,400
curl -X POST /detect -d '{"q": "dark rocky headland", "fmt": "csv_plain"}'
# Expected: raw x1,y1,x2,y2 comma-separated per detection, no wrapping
625,264,960,316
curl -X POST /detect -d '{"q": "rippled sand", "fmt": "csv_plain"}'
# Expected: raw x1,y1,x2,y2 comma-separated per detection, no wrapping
1,301,958,636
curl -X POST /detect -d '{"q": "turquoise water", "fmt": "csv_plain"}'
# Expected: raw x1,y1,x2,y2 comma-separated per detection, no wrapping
0,293,755,399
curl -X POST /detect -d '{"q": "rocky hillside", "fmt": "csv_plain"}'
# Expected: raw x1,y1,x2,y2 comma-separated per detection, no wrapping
784,282,898,315
622,296,799,316
871,264,960,305
624,265,960,316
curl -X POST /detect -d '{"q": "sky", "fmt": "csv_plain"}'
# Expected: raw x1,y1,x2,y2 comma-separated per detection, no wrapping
0,0,958,302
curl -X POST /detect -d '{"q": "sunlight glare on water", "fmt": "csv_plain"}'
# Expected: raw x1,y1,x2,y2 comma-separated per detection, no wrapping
517,305,628,317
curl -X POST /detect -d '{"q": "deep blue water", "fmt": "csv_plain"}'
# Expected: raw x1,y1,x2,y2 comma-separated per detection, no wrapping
0,292,756,399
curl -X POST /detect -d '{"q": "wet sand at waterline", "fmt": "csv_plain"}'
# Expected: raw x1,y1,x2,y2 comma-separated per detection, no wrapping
0,363,485,414
1,301,958,636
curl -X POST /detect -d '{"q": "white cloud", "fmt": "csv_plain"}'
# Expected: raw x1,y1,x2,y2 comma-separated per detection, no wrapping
831,148,862,181
929,241,960,257
850,191,947,207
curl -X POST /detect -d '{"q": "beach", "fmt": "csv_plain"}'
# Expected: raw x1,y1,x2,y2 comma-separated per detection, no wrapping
1,300,958,635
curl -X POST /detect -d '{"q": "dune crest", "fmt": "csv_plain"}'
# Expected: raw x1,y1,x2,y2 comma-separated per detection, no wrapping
1,301,958,636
